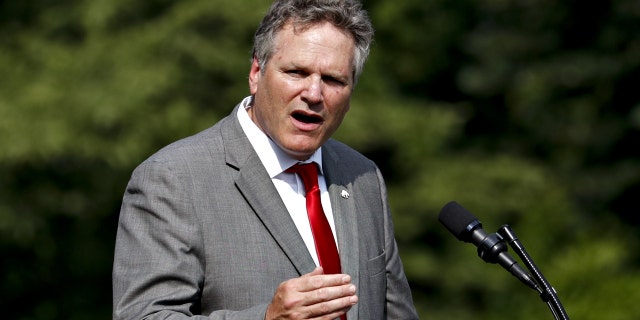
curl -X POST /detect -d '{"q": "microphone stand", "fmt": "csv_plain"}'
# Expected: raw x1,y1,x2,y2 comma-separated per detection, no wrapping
498,225,570,320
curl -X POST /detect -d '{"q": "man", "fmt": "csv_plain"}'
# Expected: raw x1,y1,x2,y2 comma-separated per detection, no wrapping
112,0,419,319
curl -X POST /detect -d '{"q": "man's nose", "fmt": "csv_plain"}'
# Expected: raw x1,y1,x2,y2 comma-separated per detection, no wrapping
300,75,323,104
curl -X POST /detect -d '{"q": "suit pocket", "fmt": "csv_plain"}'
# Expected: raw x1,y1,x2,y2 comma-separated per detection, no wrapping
366,251,386,277
362,251,387,317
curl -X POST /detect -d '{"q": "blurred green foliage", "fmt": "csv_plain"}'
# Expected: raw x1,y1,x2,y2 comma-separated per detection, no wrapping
1,0,639,319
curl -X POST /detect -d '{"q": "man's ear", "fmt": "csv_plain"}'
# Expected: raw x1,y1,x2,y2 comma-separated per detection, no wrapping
248,57,261,95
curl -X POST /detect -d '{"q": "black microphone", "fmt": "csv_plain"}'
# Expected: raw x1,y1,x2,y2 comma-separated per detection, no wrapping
438,201,539,290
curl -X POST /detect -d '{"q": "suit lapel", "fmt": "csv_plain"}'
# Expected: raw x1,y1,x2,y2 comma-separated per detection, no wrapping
235,155,317,275
323,144,360,319
221,106,316,276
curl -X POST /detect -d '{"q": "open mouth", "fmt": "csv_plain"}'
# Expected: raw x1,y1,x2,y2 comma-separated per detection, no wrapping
292,111,323,124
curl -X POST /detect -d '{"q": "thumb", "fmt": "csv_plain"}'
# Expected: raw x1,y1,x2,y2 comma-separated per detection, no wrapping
302,266,325,278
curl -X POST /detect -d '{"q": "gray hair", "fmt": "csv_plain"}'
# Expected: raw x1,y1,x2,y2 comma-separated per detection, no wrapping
252,0,374,84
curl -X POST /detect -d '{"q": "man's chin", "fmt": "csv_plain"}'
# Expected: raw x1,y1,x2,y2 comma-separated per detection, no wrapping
280,143,320,161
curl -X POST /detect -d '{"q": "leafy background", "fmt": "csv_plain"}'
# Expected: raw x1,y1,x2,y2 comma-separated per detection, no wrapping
1,0,639,319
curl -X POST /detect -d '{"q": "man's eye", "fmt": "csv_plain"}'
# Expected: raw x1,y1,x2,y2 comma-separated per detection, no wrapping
286,70,305,76
323,76,346,86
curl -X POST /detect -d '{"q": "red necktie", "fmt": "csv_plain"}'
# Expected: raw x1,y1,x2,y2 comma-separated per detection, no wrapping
287,163,342,275
288,163,347,320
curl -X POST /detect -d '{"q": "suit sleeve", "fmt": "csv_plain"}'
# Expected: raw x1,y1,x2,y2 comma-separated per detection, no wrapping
112,158,268,320
376,167,420,319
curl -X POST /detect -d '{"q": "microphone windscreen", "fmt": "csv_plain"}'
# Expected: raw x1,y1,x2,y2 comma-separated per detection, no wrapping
438,201,479,241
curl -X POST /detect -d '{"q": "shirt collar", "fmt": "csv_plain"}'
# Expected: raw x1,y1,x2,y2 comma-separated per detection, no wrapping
236,96,324,178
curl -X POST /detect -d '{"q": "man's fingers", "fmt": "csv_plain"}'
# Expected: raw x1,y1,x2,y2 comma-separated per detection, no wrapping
280,274,355,304
308,282,357,304
301,267,325,278
299,267,352,293
265,269,358,320
304,294,358,319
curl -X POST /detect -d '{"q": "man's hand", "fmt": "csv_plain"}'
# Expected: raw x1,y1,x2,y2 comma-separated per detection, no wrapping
265,267,358,320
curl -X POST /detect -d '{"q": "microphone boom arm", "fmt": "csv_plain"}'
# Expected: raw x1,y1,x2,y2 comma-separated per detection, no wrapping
498,225,570,320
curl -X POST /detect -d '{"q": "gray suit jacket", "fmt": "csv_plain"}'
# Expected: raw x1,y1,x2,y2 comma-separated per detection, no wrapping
113,104,419,319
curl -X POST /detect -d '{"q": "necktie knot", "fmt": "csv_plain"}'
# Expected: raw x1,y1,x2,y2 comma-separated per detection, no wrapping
286,163,319,195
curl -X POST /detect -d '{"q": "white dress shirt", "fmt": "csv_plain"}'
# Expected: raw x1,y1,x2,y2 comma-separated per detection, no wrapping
236,96,338,267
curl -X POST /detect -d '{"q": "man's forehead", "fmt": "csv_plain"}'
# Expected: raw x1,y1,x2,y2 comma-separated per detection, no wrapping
278,20,354,42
